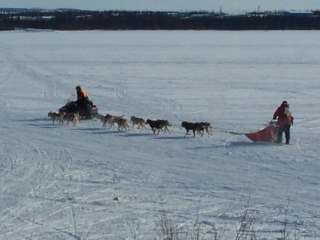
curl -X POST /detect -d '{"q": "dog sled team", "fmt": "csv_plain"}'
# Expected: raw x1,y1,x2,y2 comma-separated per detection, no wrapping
48,86,293,143
48,110,213,137
48,86,213,137
48,85,95,126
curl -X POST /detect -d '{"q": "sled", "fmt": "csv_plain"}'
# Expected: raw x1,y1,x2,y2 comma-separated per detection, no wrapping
245,123,278,142
59,101,98,120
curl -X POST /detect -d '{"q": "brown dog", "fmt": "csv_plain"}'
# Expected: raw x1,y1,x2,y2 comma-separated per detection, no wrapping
130,116,146,129
146,119,170,134
102,114,129,131
101,114,114,128
115,117,130,131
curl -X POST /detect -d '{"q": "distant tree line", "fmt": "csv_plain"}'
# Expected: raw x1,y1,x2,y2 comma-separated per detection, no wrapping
1,9,320,30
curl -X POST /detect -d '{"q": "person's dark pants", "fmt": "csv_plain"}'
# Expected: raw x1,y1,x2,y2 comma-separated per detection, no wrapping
77,98,92,118
277,124,291,144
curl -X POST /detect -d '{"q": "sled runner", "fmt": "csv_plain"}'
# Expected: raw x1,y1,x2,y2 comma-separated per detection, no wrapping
245,122,278,142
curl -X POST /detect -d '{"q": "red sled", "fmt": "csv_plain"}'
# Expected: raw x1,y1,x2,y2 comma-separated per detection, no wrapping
245,124,278,142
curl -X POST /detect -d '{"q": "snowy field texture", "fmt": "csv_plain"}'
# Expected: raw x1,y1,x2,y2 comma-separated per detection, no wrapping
0,30,320,240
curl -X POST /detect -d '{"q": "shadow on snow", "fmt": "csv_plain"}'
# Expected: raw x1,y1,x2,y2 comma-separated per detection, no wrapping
187,141,279,150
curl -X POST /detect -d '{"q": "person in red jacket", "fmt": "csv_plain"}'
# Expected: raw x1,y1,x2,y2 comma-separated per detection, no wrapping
273,100,294,144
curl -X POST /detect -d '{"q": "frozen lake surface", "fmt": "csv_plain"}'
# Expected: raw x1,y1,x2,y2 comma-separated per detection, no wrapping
0,30,320,239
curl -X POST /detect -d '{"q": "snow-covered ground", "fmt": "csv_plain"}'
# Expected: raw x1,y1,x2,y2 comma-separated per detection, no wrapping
0,30,320,239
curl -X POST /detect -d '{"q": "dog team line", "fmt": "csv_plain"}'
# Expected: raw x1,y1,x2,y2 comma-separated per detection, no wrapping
48,111,213,137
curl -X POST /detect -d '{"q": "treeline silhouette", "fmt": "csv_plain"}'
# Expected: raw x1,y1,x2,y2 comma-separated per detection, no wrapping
1,9,320,30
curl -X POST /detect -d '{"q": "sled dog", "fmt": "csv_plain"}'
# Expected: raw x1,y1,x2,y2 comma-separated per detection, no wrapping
62,112,80,126
114,117,130,131
146,119,171,134
102,114,129,131
181,121,201,137
101,114,114,128
48,111,63,125
181,121,213,137
130,116,146,129
198,122,213,136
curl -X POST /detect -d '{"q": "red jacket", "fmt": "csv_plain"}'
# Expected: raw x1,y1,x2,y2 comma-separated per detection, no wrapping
76,88,88,101
273,104,293,126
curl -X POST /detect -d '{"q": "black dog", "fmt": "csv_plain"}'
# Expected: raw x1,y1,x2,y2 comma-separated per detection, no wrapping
181,121,202,137
181,121,212,137
146,119,170,134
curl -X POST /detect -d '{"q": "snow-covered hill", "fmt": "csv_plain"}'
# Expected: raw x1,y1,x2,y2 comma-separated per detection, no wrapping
0,30,320,239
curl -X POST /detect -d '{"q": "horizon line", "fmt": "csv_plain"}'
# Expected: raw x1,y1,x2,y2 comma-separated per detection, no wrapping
0,7,319,14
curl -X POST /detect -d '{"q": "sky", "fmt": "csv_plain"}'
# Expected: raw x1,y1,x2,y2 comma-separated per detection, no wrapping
0,0,320,13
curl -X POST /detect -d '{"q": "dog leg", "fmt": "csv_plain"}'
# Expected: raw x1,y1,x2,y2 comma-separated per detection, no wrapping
73,116,79,126
184,129,189,137
192,129,196,137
